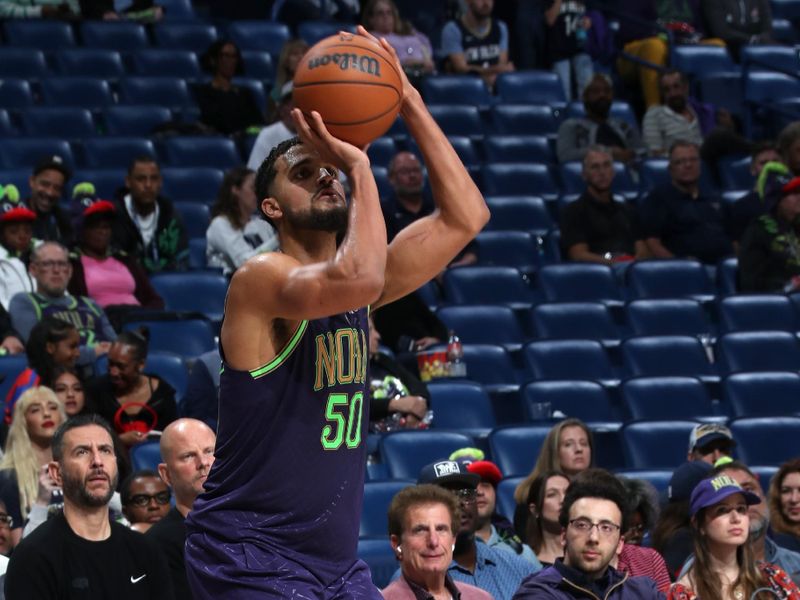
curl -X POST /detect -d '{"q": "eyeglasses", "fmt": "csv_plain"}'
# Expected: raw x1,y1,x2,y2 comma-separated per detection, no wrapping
0,513,13,528
128,491,171,507
569,518,621,537
35,260,70,270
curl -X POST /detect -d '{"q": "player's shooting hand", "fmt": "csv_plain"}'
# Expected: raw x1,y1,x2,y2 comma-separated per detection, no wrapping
355,25,420,108
291,108,369,172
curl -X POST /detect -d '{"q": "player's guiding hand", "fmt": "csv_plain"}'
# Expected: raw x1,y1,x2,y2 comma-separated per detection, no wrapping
291,108,370,173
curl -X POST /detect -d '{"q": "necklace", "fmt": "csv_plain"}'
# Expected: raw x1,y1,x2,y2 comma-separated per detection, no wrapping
732,585,744,600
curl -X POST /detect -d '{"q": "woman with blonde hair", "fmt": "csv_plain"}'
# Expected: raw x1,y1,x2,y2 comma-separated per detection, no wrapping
0,386,65,547
768,458,800,551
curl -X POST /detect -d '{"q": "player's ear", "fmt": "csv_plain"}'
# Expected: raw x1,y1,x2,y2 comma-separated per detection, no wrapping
261,197,281,221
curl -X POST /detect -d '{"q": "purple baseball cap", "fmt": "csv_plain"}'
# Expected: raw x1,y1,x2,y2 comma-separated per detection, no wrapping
689,474,761,517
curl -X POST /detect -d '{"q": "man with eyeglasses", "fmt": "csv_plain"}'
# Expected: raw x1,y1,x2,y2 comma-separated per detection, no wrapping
513,469,664,599
120,470,171,534
8,241,115,366
416,460,538,600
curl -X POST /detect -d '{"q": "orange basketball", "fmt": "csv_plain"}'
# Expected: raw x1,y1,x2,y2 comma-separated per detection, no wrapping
293,33,403,147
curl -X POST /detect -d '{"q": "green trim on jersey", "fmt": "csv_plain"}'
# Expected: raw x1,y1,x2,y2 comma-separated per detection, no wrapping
249,320,309,379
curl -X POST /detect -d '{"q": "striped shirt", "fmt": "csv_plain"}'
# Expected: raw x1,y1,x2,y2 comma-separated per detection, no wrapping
617,544,672,593
642,105,703,155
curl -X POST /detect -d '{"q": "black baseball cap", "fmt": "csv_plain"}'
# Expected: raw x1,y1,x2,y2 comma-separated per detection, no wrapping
32,155,72,181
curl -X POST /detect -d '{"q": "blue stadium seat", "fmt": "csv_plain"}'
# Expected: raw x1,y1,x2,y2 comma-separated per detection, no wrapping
488,425,551,477
436,305,525,349
459,344,519,390
129,440,161,470
621,420,699,469
621,336,717,381
537,263,623,305
559,161,639,200
41,77,115,110
614,469,672,493
379,430,475,479
741,45,800,74
0,48,48,79
230,78,267,119
729,417,800,465
522,380,617,425
672,45,738,77
723,371,800,418
124,319,215,357
360,480,413,538
482,164,560,202
72,169,124,199
3,20,76,50
0,79,34,110
717,331,800,373
564,101,639,130
80,21,149,51
427,105,483,137
20,108,96,138
0,355,27,406
297,20,355,45
483,136,552,163
770,19,797,44
161,167,225,204
718,257,739,295
422,75,492,107
227,21,291,58
496,71,566,106
483,196,553,235
153,23,219,53
0,138,74,170
150,272,228,321
490,104,557,136
745,72,800,105
718,156,754,190
531,302,619,344
523,339,617,384
188,238,206,269
157,0,196,19
428,381,496,433
496,476,524,521
441,266,535,308
82,137,156,169
627,260,715,302
241,51,275,80
771,0,800,20
161,137,241,169
173,202,210,239
0,110,14,136
621,376,715,420
145,351,189,401
475,231,541,274
626,299,712,337
54,49,125,79
697,74,745,118
718,295,796,332
0,169,32,193
366,137,397,169
357,538,396,589
103,106,172,136
119,77,194,112
131,50,202,79
639,158,670,191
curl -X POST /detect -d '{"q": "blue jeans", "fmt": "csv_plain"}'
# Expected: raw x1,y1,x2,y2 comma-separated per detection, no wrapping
553,52,594,101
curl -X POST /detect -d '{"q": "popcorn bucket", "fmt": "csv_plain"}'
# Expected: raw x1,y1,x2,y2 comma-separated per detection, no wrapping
416,350,449,382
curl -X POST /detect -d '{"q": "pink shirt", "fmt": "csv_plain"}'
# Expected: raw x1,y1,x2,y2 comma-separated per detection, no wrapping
81,255,139,307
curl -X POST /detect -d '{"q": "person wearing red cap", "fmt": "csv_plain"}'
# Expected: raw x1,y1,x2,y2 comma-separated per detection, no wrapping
0,184,36,312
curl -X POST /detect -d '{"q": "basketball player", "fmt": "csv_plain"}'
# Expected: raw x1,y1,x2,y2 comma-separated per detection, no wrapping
184,28,490,599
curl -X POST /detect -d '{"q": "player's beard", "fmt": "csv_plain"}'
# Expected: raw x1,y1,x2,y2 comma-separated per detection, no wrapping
62,467,118,508
286,203,348,234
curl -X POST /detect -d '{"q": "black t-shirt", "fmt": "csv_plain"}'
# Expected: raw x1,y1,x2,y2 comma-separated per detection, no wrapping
545,0,587,63
725,189,767,243
193,84,265,136
87,374,178,436
146,507,190,600
454,17,503,67
560,192,642,256
5,511,174,599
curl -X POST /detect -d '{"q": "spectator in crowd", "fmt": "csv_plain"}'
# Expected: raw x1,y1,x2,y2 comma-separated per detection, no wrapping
67,182,164,330
180,350,220,432
8,241,115,366
113,156,189,273
4,318,79,423
362,0,435,85
5,414,174,598
269,39,308,117
557,74,644,164
513,469,663,600
147,418,215,599
0,501,12,557
0,387,65,549
206,166,279,277
368,314,429,431
247,82,297,171
195,40,265,136
769,458,800,553
78,0,163,21
522,470,570,566
560,145,649,264
739,174,800,292
701,0,772,58
270,0,359,31
26,156,72,245
417,459,539,599
619,477,660,546
725,142,782,245
687,423,736,465
778,121,800,177
0,184,35,310
0,304,23,356
651,460,712,578
641,140,734,264
50,366,86,418
383,483,492,600
440,0,515,90
120,469,171,533
668,474,800,600
463,459,541,566
0,0,77,18
88,328,177,450
544,0,593,101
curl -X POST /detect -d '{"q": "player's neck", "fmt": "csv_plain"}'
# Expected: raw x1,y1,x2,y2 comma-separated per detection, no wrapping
63,501,112,541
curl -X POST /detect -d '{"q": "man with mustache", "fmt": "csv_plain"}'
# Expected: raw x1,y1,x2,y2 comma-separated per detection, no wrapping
4,414,173,599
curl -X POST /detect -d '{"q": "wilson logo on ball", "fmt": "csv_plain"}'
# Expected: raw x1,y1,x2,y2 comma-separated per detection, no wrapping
307,53,381,77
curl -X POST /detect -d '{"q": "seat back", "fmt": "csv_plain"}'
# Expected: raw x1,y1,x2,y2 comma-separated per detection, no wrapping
490,104,557,135
729,417,800,465
523,380,615,423
723,371,800,417
0,48,48,79
82,137,157,169
482,163,559,201
160,167,225,204
441,266,534,306
150,272,229,321
621,336,715,378
4,20,76,50
475,231,541,273
80,21,149,51
488,426,551,477
483,196,553,234
41,77,114,109
537,263,621,303
496,71,566,105
427,105,483,137
360,480,413,538
379,431,475,479
357,538,397,589
422,75,492,106
626,299,711,337
129,440,162,471
717,331,800,373
55,49,126,79
523,339,615,381
622,420,700,468
621,376,713,420
428,381,496,430
436,305,524,347
719,295,796,332
103,106,172,136
162,137,241,169
20,107,95,139
627,260,713,300
531,302,618,342
459,344,518,387
123,319,216,357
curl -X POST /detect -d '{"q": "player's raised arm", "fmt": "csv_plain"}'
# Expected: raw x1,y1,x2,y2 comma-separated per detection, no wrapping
366,32,490,308
228,110,387,322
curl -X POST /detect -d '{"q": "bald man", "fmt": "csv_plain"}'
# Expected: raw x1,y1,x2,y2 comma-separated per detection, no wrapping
146,419,215,600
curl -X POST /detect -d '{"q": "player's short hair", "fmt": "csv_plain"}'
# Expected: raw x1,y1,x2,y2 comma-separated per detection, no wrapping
52,414,116,462
254,137,302,228
387,484,460,539
559,468,629,533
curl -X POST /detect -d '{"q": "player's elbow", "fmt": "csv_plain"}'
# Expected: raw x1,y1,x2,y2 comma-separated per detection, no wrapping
465,201,490,236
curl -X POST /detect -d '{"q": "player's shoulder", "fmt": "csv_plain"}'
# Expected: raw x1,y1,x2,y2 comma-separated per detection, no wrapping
230,251,294,288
